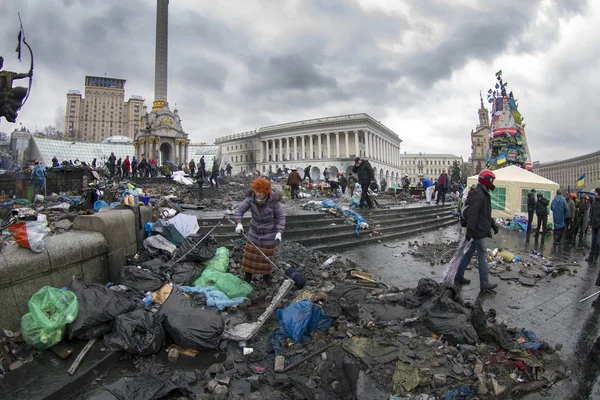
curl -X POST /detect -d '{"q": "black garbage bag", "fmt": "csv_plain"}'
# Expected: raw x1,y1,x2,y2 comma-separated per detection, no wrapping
76,323,112,341
103,359,196,400
174,234,218,262
158,287,223,350
423,310,478,345
104,309,165,356
68,278,137,340
119,266,165,292
138,258,170,275
170,262,204,286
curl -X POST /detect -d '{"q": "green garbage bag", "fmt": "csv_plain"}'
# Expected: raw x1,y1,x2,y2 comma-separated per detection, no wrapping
215,273,253,299
202,247,230,273
193,268,223,287
21,286,78,350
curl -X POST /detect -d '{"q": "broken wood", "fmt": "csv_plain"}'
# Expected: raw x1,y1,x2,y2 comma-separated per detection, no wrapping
350,270,377,282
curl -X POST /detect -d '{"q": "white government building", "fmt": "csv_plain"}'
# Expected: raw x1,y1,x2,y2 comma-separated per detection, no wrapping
216,113,403,183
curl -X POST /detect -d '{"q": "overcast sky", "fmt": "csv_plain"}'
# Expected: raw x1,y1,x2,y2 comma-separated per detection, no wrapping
1,0,598,163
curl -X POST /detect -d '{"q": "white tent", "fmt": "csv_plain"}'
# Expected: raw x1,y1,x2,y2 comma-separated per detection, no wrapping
466,165,560,222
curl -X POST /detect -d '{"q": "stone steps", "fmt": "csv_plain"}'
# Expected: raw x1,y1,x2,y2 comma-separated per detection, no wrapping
196,204,458,252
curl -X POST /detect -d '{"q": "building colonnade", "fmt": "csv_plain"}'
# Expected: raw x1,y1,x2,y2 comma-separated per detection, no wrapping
258,130,401,167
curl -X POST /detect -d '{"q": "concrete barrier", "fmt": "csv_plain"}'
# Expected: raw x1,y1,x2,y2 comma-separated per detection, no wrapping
0,231,107,330
73,208,138,281
0,205,153,330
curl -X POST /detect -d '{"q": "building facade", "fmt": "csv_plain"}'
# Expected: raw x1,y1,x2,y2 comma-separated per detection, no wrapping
216,113,403,182
533,150,600,191
64,76,146,142
398,153,464,184
469,95,491,176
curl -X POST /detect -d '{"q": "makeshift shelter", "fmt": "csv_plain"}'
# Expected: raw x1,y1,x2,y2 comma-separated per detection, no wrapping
466,166,559,223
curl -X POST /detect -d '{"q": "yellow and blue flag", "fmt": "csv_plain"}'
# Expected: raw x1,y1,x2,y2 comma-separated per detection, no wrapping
497,154,507,165
576,173,586,187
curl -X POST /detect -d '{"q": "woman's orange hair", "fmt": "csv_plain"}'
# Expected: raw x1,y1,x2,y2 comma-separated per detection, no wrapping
251,177,273,195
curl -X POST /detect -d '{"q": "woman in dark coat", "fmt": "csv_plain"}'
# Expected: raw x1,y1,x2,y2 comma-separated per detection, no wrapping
234,178,286,284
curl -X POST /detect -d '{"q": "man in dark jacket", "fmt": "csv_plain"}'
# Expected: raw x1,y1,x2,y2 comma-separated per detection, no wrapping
304,165,312,183
436,170,450,205
454,169,499,293
199,156,206,178
352,157,374,209
527,189,537,233
566,193,576,240
339,173,348,195
585,188,600,263
287,168,302,199
534,192,549,238
574,196,590,241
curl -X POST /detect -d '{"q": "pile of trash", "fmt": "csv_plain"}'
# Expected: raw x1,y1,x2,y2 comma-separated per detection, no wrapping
5,218,567,399
405,240,460,265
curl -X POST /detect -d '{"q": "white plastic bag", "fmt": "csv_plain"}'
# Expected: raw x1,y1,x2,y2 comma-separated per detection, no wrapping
8,221,50,253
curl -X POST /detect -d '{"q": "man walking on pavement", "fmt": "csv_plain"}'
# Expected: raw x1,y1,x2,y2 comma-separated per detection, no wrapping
534,192,549,238
527,188,537,233
199,156,206,178
585,188,600,263
454,169,499,293
352,157,374,210
436,170,450,205
551,189,569,246
226,163,233,176
304,165,312,183
287,167,301,199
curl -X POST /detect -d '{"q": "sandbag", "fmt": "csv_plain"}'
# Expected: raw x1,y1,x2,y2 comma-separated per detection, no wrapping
276,300,332,343
170,262,204,286
21,286,79,350
104,309,165,356
202,247,230,273
68,278,137,340
158,287,224,350
422,311,478,345
175,235,218,262
119,266,165,293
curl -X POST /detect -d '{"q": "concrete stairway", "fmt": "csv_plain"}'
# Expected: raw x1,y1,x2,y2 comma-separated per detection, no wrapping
197,204,458,252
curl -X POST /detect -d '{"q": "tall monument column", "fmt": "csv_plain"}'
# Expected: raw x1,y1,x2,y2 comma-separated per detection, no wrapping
155,0,169,104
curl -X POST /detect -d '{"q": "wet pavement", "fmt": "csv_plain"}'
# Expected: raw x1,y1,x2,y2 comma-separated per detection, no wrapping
341,224,600,399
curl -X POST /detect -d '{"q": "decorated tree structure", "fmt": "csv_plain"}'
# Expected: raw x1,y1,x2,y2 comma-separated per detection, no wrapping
485,71,532,171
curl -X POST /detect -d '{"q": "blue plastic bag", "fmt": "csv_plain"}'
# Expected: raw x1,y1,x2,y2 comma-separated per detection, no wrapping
93,200,108,212
276,300,332,343
179,285,246,310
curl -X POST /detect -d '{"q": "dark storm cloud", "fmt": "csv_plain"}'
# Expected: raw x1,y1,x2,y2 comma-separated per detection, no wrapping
175,58,228,91
0,0,596,162
399,2,540,87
